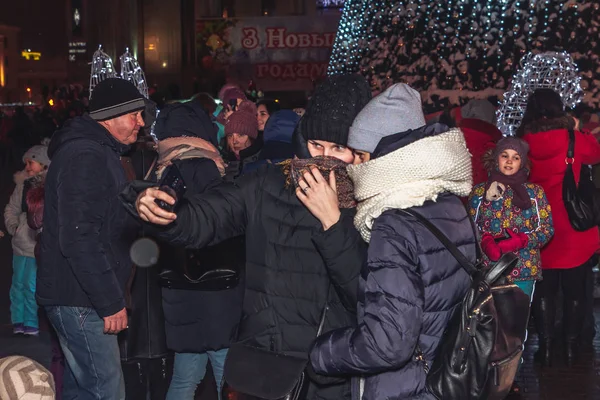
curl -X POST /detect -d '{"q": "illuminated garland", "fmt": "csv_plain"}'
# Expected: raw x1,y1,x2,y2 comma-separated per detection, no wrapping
89,45,117,98
328,0,599,111
89,45,149,99
497,51,583,136
120,48,149,99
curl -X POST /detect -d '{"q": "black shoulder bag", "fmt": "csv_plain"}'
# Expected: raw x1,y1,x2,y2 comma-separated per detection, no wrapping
151,162,241,291
401,209,531,400
562,129,600,231
222,288,330,400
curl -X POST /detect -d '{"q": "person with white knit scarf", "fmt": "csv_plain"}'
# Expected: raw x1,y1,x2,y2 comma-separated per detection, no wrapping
309,84,477,400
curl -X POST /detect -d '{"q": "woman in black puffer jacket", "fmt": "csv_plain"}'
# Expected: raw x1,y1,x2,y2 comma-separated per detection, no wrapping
125,75,371,400
151,100,245,400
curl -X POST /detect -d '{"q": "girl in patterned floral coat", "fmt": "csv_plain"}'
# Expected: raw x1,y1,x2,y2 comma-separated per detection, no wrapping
467,137,554,299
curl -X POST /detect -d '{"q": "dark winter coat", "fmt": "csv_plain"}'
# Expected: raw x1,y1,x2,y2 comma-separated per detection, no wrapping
222,137,263,181
37,115,139,318
159,157,245,353
134,164,366,400
311,194,474,400
118,152,170,362
245,110,300,172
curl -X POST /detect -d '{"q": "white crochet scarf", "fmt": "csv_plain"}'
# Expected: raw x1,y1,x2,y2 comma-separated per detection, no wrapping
348,128,473,242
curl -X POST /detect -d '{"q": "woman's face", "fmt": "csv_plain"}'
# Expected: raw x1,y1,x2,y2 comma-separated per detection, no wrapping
257,104,270,131
307,140,355,164
352,150,370,165
227,133,252,156
498,149,522,176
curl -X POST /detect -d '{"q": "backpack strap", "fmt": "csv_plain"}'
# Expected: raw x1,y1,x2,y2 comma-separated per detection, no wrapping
401,209,518,285
400,209,478,276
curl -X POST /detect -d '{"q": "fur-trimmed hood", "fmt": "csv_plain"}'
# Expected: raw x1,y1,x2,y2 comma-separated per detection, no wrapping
13,170,47,187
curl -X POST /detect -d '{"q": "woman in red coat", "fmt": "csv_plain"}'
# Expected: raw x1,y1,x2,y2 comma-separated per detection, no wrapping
517,89,600,367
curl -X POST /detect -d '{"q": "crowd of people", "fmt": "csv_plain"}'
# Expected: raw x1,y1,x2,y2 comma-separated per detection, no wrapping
0,71,599,400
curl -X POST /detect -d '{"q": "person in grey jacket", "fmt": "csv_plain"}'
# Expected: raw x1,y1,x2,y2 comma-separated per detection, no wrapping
3,144,50,336
310,84,475,400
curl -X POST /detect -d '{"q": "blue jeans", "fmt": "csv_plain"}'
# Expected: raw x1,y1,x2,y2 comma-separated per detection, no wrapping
166,349,229,400
10,255,38,328
46,306,125,400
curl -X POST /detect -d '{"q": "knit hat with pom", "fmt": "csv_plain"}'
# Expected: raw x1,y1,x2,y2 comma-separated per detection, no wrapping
0,356,56,399
23,144,50,167
296,74,372,146
219,85,247,107
225,100,259,139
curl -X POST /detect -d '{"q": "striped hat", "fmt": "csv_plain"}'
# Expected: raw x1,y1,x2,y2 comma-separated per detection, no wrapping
0,356,55,399
89,78,146,121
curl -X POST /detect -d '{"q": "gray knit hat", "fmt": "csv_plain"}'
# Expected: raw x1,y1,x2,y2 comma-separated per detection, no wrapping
347,83,426,153
0,356,56,399
23,145,50,167
461,99,496,125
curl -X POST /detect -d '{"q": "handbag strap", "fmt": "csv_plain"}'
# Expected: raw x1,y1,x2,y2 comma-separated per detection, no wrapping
400,209,478,276
567,129,575,160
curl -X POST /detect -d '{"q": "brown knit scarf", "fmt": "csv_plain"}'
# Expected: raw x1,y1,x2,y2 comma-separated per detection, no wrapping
281,156,357,209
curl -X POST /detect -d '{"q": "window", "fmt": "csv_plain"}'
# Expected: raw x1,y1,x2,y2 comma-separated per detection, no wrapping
262,0,276,15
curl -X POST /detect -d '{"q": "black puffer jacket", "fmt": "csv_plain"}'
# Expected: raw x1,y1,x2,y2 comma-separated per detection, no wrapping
159,157,245,353
146,164,365,400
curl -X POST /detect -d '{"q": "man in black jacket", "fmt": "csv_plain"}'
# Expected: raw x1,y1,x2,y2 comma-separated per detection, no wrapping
127,75,370,400
38,78,145,399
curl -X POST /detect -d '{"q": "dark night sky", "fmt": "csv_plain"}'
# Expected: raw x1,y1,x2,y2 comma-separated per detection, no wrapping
0,0,68,58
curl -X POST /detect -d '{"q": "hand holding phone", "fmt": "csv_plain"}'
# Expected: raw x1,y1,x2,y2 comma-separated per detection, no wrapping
154,164,187,212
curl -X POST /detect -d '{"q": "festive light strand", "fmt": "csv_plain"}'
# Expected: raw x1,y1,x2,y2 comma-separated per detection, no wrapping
497,51,583,136
120,47,149,98
89,45,117,98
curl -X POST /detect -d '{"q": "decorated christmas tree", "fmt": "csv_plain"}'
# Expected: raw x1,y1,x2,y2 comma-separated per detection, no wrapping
328,0,600,112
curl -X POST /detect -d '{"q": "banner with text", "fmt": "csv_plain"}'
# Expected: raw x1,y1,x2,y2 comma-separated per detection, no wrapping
196,16,340,92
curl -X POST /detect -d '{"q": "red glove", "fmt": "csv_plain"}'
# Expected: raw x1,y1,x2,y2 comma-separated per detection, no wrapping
481,233,502,261
498,229,529,253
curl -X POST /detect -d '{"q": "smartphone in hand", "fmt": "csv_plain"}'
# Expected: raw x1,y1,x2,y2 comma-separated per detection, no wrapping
155,164,187,212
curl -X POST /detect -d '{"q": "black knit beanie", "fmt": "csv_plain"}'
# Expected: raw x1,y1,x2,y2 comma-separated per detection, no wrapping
295,74,372,149
89,78,146,121
153,100,218,147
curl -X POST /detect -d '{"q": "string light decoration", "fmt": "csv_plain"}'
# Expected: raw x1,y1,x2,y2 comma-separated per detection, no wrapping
328,0,370,75
496,51,583,136
328,0,600,112
89,45,117,98
317,0,345,7
120,48,149,98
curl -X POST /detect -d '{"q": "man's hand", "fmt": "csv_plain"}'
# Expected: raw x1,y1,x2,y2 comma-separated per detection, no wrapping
296,168,341,231
136,187,178,225
103,308,128,334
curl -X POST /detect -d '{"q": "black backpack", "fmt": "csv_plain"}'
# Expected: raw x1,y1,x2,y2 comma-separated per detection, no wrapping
402,210,531,400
